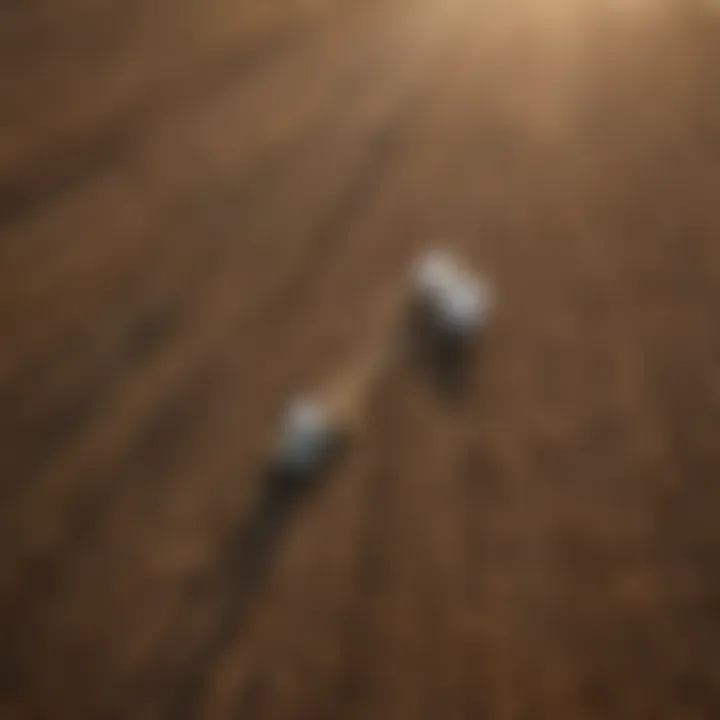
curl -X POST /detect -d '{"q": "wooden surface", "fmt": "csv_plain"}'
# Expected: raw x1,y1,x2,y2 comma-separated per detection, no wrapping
2,0,720,717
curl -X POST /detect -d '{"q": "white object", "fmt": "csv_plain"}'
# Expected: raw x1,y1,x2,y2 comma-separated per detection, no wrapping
413,251,493,336
275,396,333,474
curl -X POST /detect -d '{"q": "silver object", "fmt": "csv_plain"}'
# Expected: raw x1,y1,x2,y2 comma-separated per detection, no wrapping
274,396,334,475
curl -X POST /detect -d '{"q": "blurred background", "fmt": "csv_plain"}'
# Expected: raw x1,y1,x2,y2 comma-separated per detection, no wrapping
1,0,720,717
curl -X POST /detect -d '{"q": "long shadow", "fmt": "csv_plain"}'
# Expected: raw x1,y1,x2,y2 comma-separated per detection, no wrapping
225,447,348,594
162,442,349,720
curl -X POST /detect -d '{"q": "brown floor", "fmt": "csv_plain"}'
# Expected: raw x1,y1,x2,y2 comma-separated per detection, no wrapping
2,0,720,717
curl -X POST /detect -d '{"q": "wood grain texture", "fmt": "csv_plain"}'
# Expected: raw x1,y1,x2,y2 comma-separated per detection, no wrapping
1,0,720,718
